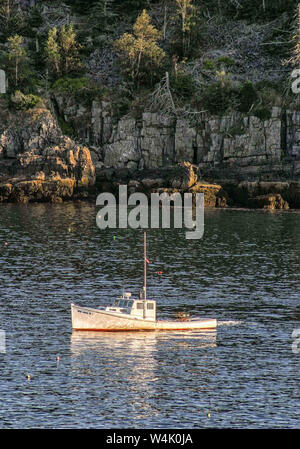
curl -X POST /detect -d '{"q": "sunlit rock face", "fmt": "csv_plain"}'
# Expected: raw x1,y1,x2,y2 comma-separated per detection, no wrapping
0,104,95,203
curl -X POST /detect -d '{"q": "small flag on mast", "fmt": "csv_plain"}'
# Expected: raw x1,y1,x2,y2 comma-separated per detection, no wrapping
145,258,150,264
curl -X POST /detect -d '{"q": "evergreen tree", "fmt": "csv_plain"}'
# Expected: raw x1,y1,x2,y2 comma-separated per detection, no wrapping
115,9,165,85
60,23,82,75
45,23,82,78
7,34,27,87
65,0,94,14
45,27,61,77
175,0,196,56
0,0,23,42
114,0,147,13
223,0,295,22
89,0,116,34
290,3,300,68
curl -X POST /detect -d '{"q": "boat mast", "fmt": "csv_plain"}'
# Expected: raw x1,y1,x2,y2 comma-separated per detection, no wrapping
144,231,147,300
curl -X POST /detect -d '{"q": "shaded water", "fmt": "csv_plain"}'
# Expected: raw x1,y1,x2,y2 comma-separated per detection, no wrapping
0,203,299,428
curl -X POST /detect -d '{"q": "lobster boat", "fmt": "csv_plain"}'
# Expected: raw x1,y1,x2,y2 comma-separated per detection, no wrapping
71,233,217,332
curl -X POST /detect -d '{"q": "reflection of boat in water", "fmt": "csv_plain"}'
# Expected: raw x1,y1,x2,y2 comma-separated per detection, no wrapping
70,329,217,364
71,233,217,332
69,330,217,422
71,329,217,348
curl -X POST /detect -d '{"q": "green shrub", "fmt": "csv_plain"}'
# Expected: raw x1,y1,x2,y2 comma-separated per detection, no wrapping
252,106,272,121
237,80,258,113
52,76,90,93
57,115,76,137
171,71,195,99
10,90,43,110
254,82,283,113
203,59,215,70
202,57,235,72
197,82,239,115
255,80,284,101
215,56,235,68
227,121,245,136
196,77,282,118
52,77,105,106
113,95,131,119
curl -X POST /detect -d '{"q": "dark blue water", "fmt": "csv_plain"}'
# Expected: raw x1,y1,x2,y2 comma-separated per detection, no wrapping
0,203,299,428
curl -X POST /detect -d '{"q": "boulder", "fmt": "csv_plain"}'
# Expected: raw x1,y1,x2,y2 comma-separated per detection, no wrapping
248,193,289,210
189,182,222,207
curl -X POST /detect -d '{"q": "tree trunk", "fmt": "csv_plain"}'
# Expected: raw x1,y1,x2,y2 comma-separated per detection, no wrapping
163,2,167,40
181,1,187,55
7,0,11,22
165,71,176,113
15,58,18,87
136,50,142,84
55,60,59,77
104,0,107,30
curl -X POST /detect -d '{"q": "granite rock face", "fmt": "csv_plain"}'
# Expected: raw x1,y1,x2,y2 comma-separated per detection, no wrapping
0,104,95,203
140,113,176,168
1,91,300,208
104,117,140,169
286,110,300,159
52,94,299,180
101,112,176,169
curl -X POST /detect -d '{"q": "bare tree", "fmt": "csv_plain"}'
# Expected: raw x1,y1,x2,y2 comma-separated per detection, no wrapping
284,3,300,68
147,72,176,114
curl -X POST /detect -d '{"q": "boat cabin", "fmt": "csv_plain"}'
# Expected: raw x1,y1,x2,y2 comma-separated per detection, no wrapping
105,292,156,321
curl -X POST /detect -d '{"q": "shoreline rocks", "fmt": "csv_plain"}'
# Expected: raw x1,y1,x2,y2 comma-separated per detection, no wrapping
248,193,289,210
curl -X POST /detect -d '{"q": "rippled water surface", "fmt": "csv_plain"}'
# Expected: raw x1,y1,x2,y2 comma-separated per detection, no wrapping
0,203,299,428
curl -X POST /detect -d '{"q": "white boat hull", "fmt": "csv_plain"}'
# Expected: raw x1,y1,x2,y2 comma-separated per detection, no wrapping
71,303,217,331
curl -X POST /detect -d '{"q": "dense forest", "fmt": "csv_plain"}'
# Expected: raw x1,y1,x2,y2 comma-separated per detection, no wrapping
0,0,299,118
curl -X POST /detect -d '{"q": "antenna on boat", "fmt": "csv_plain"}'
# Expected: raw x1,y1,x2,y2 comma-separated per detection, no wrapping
143,231,147,300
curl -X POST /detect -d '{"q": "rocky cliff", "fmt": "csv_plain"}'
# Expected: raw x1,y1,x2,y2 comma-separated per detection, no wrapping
46,90,300,209
1,92,300,209
0,97,95,203
52,91,300,179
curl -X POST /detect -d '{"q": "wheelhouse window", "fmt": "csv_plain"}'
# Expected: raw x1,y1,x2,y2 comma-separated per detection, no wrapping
147,303,154,310
113,299,133,308
136,302,144,310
